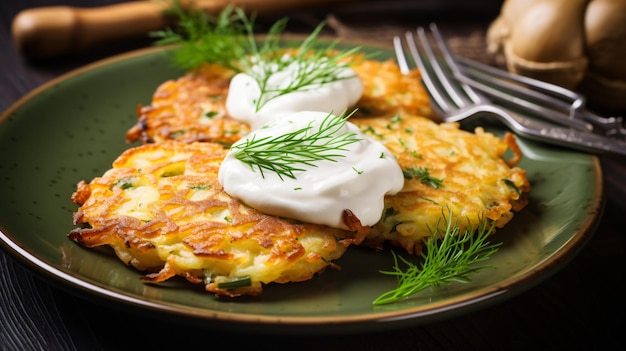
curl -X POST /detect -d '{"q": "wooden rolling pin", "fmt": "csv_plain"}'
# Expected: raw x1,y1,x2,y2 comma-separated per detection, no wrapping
12,0,357,59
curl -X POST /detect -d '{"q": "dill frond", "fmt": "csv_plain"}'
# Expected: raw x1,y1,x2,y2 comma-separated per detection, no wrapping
232,110,361,180
372,209,501,305
150,4,249,71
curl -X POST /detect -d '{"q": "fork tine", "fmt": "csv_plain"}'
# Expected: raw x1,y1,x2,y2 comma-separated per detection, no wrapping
396,33,450,113
457,56,586,113
392,36,410,75
428,22,585,119
459,65,579,115
427,23,482,104
410,27,470,110
453,67,593,132
457,57,626,140
429,24,594,133
454,58,626,135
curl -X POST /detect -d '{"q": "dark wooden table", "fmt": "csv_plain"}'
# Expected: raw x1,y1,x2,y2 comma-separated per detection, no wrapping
1,1,624,350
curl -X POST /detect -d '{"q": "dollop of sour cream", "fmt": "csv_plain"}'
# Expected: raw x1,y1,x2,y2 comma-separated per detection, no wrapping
218,111,404,230
225,60,363,130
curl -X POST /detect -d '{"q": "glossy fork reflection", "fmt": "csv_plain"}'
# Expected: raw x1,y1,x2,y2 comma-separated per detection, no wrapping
393,24,626,156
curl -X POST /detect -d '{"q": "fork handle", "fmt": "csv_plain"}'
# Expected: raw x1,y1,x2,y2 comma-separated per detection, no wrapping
476,105,626,156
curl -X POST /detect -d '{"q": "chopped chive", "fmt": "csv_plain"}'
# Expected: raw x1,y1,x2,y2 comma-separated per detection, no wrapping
217,276,252,289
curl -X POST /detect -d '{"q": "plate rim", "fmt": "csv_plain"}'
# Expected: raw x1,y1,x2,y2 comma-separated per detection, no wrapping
0,42,604,332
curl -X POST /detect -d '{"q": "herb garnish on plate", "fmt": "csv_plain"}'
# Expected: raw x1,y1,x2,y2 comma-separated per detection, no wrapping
373,210,501,305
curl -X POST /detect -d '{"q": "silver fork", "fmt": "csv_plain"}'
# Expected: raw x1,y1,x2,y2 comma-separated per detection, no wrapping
454,56,626,141
393,24,626,156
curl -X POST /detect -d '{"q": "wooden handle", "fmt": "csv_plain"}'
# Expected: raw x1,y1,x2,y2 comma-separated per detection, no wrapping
12,0,358,60
12,2,170,59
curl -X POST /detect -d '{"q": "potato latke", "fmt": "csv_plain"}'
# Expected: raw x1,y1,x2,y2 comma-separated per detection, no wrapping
351,114,529,253
69,141,366,297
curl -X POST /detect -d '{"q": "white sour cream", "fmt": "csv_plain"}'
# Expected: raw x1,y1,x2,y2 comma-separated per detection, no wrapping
218,111,404,230
225,60,363,130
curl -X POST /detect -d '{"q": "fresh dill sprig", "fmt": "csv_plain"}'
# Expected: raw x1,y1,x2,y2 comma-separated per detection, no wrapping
240,20,362,112
372,210,501,305
232,110,361,180
150,4,249,71
152,4,363,111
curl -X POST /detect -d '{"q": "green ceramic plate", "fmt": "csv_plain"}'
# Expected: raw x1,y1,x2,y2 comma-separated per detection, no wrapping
0,43,602,334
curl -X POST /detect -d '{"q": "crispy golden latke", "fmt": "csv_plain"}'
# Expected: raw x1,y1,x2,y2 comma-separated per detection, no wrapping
351,114,530,254
352,58,433,118
126,63,249,145
68,141,367,297
125,58,433,144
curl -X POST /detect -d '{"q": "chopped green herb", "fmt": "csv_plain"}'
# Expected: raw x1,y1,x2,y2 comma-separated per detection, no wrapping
189,184,211,190
114,178,135,190
205,111,219,119
361,126,383,139
419,196,439,204
217,276,252,289
502,179,521,195
161,170,182,177
402,166,444,188
170,130,186,139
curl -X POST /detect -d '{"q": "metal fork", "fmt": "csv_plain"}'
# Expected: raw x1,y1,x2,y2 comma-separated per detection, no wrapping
454,56,626,141
393,24,626,156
